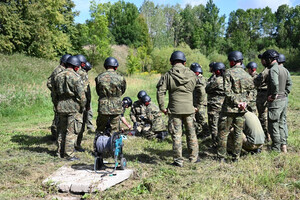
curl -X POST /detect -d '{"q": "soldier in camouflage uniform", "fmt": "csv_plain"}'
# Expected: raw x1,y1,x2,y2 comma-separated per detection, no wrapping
52,56,86,160
254,60,270,142
75,55,95,151
259,50,292,152
139,95,168,140
205,62,226,145
157,51,199,167
245,62,258,113
47,54,70,139
95,57,126,136
130,90,147,131
190,63,208,138
217,51,254,162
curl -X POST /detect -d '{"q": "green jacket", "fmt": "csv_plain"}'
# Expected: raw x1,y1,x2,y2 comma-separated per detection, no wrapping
223,64,254,113
95,69,126,115
53,68,86,114
156,63,197,114
145,102,166,132
130,100,146,123
267,62,292,99
47,65,65,91
206,74,225,110
193,74,207,109
244,111,265,145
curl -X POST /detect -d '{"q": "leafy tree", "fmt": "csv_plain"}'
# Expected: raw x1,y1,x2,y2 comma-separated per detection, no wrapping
0,0,78,58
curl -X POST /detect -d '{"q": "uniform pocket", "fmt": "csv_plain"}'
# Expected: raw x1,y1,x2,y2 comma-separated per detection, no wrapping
268,101,281,121
74,113,83,134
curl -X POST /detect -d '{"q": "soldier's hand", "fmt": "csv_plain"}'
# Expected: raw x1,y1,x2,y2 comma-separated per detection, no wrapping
127,124,132,130
194,107,198,113
267,95,277,102
161,109,168,115
238,102,247,110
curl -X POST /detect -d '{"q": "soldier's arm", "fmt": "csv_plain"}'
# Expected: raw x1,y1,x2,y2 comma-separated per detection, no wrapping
95,76,101,96
46,76,53,91
286,70,292,95
86,85,91,110
130,107,137,123
156,74,167,112
224,72,239,106
269,67,279,99
75,78,87,112
194,79,206,109
121,77,127,95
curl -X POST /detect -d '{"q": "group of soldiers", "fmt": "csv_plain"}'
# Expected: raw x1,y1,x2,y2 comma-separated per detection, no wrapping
47,49,292,166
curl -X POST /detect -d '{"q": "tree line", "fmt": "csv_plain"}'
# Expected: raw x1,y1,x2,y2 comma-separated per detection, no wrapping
1,0,299,72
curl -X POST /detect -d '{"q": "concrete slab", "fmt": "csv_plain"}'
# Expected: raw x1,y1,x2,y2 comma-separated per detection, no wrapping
43,164,133,193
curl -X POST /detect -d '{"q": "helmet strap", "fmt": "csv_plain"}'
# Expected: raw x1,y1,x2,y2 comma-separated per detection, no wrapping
74,66,79,72
229,61,235,67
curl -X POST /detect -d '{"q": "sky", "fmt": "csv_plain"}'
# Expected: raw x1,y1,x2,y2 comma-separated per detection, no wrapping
73,0,300,24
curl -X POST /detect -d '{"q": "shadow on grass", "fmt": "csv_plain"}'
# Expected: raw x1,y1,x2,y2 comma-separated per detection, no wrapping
11,134,56,156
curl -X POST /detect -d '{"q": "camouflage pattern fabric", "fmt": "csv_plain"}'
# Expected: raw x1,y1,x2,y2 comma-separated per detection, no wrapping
217,64,254,160
47,64,65,139
254,67,270,140
168,114,199,165
227,131,263,152
95,68,126,115
130,100,147,124
96,114,120,136
247,71,258,113
52,68,86,158
52,68,86,113
205,74,225,142
267,62,292,152
193,74,208,136
57,113,82,158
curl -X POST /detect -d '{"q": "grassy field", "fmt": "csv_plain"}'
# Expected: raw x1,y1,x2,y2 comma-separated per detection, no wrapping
0,53,299,200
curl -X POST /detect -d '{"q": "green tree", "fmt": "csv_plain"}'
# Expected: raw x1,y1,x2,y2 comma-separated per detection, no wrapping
0,0,78,58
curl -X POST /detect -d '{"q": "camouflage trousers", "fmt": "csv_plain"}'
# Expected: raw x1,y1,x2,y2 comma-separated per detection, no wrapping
268,98,287,152
256,91,269,140
168,114,199,165
76,108,94,148
51,111,59,139
217,112,245,159
136,124,157,139
195,105,208,137
227,132,263,152
57,112,83,158
207,105,222,143
248,100,257,114
96,113,120,136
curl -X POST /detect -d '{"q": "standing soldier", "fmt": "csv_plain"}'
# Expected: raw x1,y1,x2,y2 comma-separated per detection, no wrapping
217,51,254,162
140,95,168,140
205,62,226,145
190,63,208,137
277,54,291,152
245,62,258,113
254,58,270,142
130,90,147,131
52,56,86,160
95,57,126,136
157,51,199,167
47,54,71,139
259,50,292,152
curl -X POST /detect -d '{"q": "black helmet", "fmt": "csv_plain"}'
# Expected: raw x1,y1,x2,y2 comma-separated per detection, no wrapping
228,51,243,62
209,62,216,68
137,90,147,99
141,95,151,104
122,97,132,107
260,49,279,60
104,57,119,69
85,62,92,71
212,62,226,72
170,51,186,63
60,54,71,64
246,62,257,70
278,54,286,63
190,63,203,74
76,54,87,64
66,56,81,67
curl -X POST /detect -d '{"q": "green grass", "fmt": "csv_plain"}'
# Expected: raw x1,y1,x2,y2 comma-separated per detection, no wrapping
0,53,299,199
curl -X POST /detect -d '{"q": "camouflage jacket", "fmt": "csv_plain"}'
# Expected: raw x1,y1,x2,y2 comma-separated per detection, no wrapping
254,67,269,91
248,71,258,103
47,65,65,91
145,102,166,132
193,74,207,109
130,100,147,123
267,62,292,99
52,68,86,113
77,68,91,109
205,74,225,109
95,69,126,115
222,64,254,113
156,63,197,114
